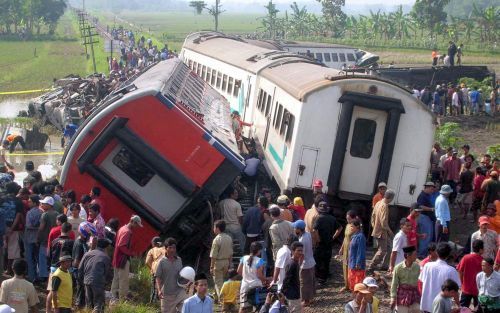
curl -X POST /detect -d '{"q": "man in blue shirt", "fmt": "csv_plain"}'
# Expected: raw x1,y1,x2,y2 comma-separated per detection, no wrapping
470,87,480,114
435,185,453,243
182,273,213,313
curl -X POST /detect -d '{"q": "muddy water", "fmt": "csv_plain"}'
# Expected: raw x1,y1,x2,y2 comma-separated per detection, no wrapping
0,98,63,184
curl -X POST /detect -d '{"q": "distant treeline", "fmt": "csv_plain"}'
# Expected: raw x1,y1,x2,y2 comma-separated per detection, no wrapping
447,0,498,18
0,0,66,36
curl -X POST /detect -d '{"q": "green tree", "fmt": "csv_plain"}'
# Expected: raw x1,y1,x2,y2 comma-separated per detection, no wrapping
189,1,206,15
289,2,308,37
206,0,223,31
260,0,279,39
411,0,451,38
316,0,347,38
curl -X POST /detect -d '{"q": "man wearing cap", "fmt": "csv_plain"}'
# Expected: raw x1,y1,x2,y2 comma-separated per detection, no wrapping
277,195,294,222
435,185,453,242
390,245,420,313
210,220,233,303
313,200,342,284
269,206,294,260
345,283,373,313
369,189,396,272
79,238,112,313
49,255,73,313
372,182,387,209
37,196,58,282
312,179,324,197
293,219,316,306
181,273,213,313
389,218,412,273
363,277,379,313
443,149,461,203
457,239,484,310
111,215,143,300
471,217,498,260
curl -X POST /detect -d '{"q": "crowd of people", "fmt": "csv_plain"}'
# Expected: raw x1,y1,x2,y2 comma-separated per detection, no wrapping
411,82,499,116
0,142,498,313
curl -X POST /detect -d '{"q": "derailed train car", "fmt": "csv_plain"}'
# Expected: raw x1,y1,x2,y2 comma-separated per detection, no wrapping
181,32,436,223
60,59,245,257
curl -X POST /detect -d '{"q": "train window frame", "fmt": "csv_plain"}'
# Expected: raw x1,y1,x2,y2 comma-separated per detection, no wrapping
349,118,377,159
257,89,264,111
228,77,234,96
265,94,272,117
279,109,289,136
339,53,346,62
206,67,212,83
347,53,355,61
234,80,241,97
315,53,323,62
324,53,331,62
192,61,197,71
202,65,207,81
331,53,339,62
216,72,222,89
188,60,193,68
222,74,228,92
112,147,155,187
274,104,283,130
285,113,295,144
196,63,202,75
210,69,216,85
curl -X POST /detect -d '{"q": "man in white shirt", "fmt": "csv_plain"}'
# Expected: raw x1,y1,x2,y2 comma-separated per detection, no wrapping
419,242,461,313
476,258,500,299
271,235,295,291
217,187,245,254
389,218,411,273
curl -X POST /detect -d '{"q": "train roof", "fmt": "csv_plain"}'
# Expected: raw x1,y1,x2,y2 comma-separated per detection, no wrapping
245,39,356,50
182,32,418,101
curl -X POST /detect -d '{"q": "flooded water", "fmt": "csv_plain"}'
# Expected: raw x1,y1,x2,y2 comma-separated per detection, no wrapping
0,98,63,184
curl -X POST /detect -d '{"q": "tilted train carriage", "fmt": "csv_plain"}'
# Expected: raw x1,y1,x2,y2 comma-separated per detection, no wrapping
60,59,245,256
181,32,436,222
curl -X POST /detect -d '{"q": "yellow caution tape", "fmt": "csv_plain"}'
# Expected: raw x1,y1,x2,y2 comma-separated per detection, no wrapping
8,151,64,156
0,88,53,95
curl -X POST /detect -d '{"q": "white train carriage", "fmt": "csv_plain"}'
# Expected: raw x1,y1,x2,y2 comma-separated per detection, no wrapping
181,32,435,208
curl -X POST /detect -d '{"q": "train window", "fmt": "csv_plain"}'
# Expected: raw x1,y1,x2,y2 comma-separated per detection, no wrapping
234,80,241,97
192,62,197,71
280,109,289,135
315,53,323,62
257,89,264,111
285,113,295,144
274,104,283,130
222,74,228,92
210,69,216,85
347,53,355,61
112,147,155,187
228,77,234,95
197,63,202,75
350,118,377,159
216,72,222,89
339,53,346,62
265,94,272,116
331,53,338,62
206,67,212,83
202,66,207,81
188,60,192,68
324,53,331,62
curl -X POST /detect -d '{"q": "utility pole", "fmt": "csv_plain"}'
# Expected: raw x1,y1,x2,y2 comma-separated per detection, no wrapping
78,11,99,73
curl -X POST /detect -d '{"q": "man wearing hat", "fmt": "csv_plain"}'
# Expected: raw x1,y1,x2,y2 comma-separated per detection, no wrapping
276,195,293,222
111,215,143,300
435,185,453,242
390,245,420,313
293,220,315,306
345,283,373,313
269,206,294,260
369,189,396,272
37,196,58,283
471,216,498,260
79,238,112,313
442,149,461,203
181,272,213,313
372,182,387,209
49,255,73,313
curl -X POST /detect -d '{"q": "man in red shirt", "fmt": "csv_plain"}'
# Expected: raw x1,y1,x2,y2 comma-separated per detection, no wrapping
443,149,461,203
407,203,425,248
456,239,484,309
111,215,143,300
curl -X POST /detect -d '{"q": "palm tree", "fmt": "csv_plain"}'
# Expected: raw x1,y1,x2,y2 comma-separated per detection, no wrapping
290,2,308,37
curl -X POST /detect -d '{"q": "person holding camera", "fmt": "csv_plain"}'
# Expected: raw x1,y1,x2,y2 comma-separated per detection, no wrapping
259,292,288,313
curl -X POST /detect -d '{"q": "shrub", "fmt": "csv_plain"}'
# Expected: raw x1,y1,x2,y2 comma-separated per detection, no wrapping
434,122,465,149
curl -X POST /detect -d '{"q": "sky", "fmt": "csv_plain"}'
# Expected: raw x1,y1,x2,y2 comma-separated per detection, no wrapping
201,0,415,3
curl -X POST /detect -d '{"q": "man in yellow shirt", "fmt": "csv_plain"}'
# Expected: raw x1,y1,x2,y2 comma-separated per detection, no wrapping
49,255,73,313
220,270,241,313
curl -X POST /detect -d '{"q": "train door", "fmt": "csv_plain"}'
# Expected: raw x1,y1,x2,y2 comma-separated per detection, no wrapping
339,106,387,195
296,147,318,188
